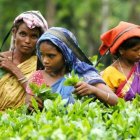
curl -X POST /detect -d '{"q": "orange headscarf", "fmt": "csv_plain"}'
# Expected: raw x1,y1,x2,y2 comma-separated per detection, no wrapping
99,21,140,55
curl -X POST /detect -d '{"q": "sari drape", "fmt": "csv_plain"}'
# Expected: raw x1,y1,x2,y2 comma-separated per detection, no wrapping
0,55,37,111
116,62,140,101
102,62,140,101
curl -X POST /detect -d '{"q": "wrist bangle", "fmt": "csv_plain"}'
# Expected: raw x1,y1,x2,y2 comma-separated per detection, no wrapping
18,77,28,84
20,78,28,84
106,92,110,101
18,77,26,81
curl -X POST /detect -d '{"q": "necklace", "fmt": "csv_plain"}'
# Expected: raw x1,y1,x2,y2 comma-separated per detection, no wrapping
118,58,135,95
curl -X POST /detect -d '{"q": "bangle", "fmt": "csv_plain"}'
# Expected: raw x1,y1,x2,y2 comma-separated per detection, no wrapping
106,92,110,101
20,78,28,84
18,77,26,81
18,77,28,84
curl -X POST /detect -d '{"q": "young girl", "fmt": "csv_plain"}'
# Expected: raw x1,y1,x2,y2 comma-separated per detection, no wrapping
26,27,118,107
99,21,140,101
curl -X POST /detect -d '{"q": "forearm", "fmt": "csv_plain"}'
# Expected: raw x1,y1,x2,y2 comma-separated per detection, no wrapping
11,66,28,90
91,84,118,106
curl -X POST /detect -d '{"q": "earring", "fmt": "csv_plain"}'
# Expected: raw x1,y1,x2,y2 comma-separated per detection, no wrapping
119,51,123,55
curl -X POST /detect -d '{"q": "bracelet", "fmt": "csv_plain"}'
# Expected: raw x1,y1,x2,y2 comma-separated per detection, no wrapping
106,92,110,101
18,77,26,81
18,77,28,84
20,78,28,84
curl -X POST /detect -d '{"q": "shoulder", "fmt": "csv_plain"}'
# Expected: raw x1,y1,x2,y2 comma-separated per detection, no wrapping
102,66,125,78
102,66,116,74
101,66,126,90
81,70,105,85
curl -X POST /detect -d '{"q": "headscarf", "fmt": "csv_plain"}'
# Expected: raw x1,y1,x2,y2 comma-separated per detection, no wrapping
13,10,48,32
10,10,48,50
36,27,97,74
99,21,140,55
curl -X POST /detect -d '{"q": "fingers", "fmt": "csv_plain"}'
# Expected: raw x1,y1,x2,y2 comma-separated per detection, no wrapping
25,94,43,111
74,81,94,96
0,55,11,67
0,53,5,58
0,53,12,62
0,56,15,71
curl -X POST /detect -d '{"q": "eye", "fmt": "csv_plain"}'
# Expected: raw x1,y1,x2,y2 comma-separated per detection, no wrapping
31,34,39,39
132,48,139,52
19,31,26,37
48,54,55,58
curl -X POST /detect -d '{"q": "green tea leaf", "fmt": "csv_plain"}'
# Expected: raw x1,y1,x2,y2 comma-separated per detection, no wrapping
29,83,59,100
64,70,83,86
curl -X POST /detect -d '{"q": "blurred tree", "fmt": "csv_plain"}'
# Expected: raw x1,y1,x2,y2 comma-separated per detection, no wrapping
0,0,46,51
0,0,140,67
46,0,56,26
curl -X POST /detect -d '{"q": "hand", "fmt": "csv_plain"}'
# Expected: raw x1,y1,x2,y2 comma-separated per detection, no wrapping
74,81,95,96
0,53,17,73
25,93,43,111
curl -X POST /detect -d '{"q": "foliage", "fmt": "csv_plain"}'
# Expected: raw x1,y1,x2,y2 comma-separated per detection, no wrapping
0,94,140,139
1,0,140,67
64,70,83,86
29,83,59,101
89,55,104,71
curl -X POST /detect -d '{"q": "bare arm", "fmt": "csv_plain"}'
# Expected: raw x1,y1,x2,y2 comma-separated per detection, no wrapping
74,81,118,106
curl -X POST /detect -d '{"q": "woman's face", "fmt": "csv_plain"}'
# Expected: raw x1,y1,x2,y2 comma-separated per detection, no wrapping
40,41,65,75
13,22,40,55
121,43,140,63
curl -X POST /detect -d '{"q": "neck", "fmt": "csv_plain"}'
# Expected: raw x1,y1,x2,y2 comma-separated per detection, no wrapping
117,58,134,78
13,49,33,64
118,57,134,68
45,67,67,78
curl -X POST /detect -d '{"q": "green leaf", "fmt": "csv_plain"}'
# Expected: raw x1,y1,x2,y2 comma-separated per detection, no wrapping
29,83,59,101
31,97,39,113
64,70,83,86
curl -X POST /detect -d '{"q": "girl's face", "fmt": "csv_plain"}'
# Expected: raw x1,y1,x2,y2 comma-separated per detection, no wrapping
121,43,140,63
40,41,65,75
13,22,40,55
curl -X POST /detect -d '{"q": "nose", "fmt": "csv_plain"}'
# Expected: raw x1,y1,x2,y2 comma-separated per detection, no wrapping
42,56,49,64
25,36,31,44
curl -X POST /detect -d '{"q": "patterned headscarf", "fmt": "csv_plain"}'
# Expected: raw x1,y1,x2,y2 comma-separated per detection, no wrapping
10,10,48,50
36,27,97,74
14,10,48,32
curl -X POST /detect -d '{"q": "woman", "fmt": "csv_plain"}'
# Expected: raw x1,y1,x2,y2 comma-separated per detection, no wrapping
0,10,48,111
99,21,140,101
27,27,118,106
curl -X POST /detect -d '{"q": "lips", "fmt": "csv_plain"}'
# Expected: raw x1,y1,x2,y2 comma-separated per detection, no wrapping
23,46,31,49
44,66,51,69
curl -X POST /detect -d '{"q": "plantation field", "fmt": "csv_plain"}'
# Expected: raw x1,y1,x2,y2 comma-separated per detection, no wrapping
0,95,140,140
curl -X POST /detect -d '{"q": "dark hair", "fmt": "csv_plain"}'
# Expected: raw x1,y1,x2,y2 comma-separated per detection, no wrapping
114,37,140,58
120,37,140,50
13,19,43,36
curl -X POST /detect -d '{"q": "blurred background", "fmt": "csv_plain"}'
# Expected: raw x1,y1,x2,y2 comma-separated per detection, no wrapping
0,0,140,68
